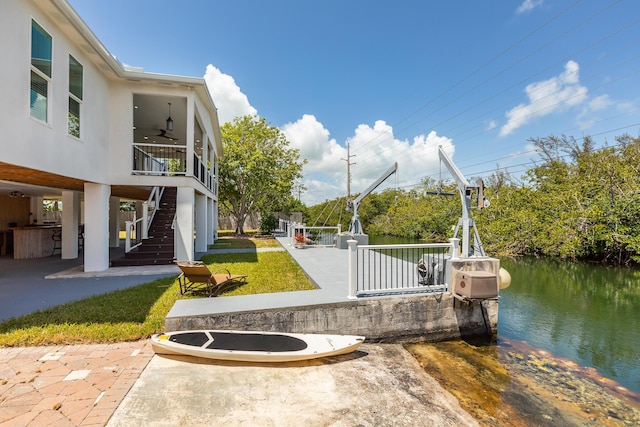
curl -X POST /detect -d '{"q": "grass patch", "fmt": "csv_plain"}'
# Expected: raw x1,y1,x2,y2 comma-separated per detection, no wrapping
0,243,315,347
200,252,316,296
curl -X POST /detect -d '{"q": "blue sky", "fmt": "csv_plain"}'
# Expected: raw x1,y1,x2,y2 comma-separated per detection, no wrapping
69,0,640,205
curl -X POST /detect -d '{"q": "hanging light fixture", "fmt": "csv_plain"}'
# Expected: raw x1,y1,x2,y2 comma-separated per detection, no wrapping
166,102,174,131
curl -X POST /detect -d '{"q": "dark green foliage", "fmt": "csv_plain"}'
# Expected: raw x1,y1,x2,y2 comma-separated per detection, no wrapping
305,134,640,265
259,212,279,233
478,134,640,264
219,115,305,234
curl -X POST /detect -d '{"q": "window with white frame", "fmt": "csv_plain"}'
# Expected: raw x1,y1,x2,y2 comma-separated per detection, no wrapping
68,55,83,138
30,20,52,122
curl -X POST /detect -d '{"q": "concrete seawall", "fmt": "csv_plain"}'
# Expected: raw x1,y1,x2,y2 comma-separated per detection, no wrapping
165,238,498,342
166,293,497,342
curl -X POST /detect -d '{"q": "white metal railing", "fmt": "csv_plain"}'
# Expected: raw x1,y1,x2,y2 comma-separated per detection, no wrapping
288,222,341,247
124,217,143,252
144,186,164,233
347,239,459,298
193,153,215,194
125,186,165,253
132,145,218,197
132,144,186,175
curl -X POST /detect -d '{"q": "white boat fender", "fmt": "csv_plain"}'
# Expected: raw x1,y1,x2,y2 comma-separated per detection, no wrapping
499,267,512,289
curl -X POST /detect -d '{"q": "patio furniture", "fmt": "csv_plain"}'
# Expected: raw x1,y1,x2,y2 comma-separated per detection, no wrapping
51,228,62,255
175,260,247,297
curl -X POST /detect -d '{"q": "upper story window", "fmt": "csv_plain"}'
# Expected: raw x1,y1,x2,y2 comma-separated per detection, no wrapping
68,55,83,138
30,20,52,123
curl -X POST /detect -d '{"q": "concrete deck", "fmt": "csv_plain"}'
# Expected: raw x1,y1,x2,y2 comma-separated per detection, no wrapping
107,342,478,427
0,247,179,322
164,238,497,342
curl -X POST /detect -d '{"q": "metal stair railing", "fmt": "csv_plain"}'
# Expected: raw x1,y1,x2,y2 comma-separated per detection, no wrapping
124,186,165,253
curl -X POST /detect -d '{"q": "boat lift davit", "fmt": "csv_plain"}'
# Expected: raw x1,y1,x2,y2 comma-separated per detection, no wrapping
336,162,397,248
437,145,487,258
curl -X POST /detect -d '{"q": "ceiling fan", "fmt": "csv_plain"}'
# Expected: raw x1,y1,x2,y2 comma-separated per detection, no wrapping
156,129,179,141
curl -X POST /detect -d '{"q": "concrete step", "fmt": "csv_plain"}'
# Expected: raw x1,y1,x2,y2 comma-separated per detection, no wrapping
110,257,175,267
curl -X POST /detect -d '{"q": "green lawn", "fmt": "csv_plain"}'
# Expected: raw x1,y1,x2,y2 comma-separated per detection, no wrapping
0,237,316,347
211,233,282,249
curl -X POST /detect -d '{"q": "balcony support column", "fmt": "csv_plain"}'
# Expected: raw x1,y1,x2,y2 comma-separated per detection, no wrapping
109,196,120,247
61,191,79,259
84,183,110,272
195,193,207,253
175,187,195,261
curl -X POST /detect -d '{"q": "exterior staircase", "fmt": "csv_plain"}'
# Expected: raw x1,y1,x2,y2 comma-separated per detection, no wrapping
111,187,176,267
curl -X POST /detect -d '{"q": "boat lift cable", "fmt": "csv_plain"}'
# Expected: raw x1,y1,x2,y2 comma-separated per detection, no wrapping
322,198,341,227
311,200,331,227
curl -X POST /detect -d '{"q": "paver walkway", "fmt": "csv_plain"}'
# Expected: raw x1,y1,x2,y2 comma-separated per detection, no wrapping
0,245,286,426
0,341,153,426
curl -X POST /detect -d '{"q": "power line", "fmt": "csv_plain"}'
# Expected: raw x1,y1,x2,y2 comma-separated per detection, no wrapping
395,122,640,192
352,6,640,166
300,0,639,204
349,0,594,157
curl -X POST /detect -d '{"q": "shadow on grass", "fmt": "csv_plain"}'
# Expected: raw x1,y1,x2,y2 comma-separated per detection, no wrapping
210,236,258,249
201,251,258,264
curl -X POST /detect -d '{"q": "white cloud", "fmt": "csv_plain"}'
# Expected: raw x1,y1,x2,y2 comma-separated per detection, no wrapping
516,0,543,14
576,94,614,129
346,121,454,191
500,60,588,137
202,64,458,206
282,114,345,176
283,117,455,205
203,64,257,125
307,120,453,204
587,94,612,111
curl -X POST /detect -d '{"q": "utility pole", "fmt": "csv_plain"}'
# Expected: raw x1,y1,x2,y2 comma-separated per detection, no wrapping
293,181,306,202
341,142,356,208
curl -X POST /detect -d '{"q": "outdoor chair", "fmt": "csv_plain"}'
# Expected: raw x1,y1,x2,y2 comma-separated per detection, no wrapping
51,228,62,256
175,260,247,297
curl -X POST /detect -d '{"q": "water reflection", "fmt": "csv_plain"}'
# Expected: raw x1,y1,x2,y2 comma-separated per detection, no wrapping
406,336,640,426
368,235,640,421
499,257,640,394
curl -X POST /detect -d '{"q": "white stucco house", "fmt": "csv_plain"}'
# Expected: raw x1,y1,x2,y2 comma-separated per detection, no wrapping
0,0,221,271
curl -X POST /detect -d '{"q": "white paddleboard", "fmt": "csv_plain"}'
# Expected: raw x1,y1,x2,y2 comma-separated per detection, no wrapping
151,330,365,362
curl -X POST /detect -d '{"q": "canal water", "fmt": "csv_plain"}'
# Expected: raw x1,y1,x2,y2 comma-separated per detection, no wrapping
369,236,640,425
498,256,640,395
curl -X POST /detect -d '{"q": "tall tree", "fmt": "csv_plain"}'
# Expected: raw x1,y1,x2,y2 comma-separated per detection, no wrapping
219,115,305,234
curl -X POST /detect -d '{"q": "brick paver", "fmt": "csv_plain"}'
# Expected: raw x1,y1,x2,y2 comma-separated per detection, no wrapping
0,341,153,426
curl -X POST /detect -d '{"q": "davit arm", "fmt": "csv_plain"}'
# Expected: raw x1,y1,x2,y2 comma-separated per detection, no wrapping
348,162,397,235
437,146,486,257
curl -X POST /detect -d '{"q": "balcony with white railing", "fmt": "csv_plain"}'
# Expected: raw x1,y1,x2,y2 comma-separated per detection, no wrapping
132,144,186,176
131,144,216,195
131,95,219,198
193,153,216,195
